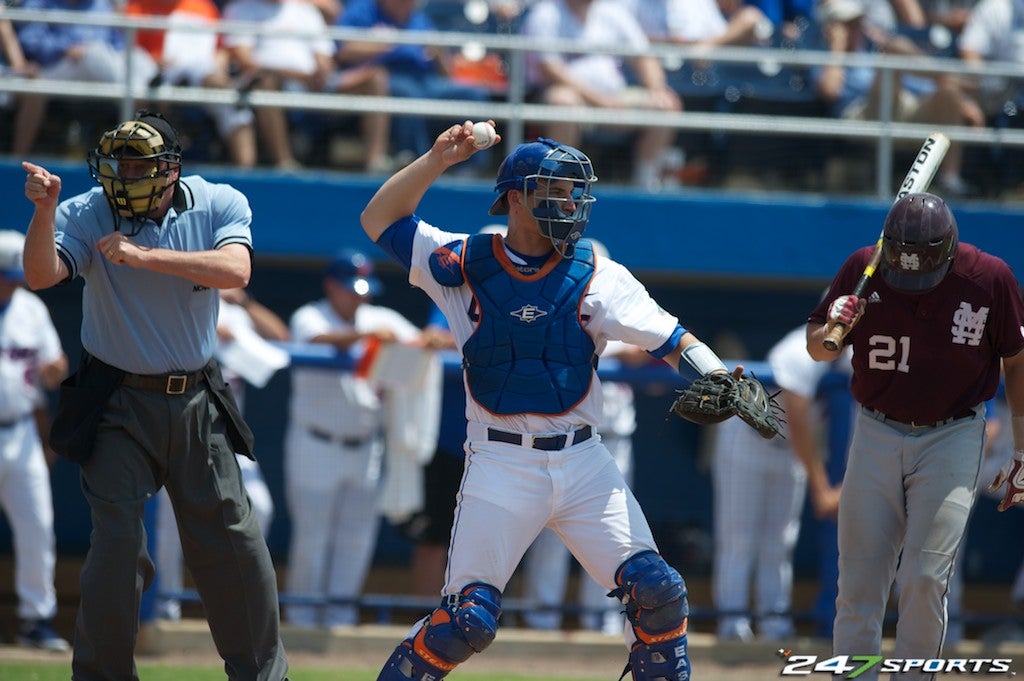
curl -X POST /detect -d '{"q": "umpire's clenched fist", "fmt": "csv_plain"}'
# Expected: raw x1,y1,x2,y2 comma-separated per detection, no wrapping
23,161,62,207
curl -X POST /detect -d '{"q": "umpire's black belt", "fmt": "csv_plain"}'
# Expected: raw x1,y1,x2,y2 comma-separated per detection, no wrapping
122,370,206,395
308,428,373,448
865,407,977,430
486,425,593,451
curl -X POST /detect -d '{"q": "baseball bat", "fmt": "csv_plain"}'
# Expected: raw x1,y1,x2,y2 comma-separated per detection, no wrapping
821,132,951,352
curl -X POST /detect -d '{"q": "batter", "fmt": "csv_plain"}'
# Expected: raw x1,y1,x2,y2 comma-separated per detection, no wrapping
807,192,1024,680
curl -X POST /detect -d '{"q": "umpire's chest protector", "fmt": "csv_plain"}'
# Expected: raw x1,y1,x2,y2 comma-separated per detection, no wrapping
460,234,597,416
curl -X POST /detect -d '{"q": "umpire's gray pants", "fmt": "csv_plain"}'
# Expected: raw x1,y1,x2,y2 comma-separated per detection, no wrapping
71,384,288,681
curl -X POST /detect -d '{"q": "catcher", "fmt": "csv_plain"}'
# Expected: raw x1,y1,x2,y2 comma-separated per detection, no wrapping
671,370,784,439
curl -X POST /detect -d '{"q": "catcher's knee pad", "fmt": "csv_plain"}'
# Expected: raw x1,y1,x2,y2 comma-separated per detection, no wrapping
612,551,689,642
378,583,502,681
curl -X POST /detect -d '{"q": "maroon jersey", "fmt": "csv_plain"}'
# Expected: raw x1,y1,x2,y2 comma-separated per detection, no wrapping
809,243,1024,424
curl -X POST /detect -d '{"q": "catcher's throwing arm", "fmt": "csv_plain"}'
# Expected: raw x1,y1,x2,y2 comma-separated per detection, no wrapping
822,132,951,351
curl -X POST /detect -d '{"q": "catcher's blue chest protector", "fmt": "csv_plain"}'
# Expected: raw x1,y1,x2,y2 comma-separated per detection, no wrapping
460,234,597,415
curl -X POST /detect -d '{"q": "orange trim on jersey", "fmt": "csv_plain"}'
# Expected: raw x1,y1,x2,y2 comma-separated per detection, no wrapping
490,235,563,282
635,617,688,645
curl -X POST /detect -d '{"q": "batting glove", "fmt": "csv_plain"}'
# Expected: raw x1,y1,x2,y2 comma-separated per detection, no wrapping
828,295,865,329
988,449,1024,512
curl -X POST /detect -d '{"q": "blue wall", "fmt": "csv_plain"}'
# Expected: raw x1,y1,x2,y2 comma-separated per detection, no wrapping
2,159,1022,585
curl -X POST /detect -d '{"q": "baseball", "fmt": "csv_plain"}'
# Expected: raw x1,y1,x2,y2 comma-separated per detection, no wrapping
472,121,497,150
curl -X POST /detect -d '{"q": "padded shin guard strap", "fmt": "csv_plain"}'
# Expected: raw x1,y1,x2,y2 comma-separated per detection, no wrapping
628,637,692,681
377,639,453,681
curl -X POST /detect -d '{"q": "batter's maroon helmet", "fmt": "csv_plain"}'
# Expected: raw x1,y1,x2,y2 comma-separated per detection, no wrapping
880,192,958,292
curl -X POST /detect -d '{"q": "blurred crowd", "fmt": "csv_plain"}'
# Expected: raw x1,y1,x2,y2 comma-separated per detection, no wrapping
1,0,1024,196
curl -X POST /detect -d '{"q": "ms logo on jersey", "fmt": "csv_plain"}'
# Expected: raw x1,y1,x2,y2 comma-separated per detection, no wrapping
950,302,988,346
511,304,548,323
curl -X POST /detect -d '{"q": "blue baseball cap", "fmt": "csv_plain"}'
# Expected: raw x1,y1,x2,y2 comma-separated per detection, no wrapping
0,230,25,281
325,249,382,297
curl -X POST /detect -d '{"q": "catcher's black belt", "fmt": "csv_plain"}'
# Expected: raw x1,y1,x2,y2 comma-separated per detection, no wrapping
308,428,374,448
486,425,593,451
122,370,206,395
866,407,976,429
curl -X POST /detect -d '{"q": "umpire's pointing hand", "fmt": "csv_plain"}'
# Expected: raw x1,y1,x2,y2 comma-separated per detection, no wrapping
23,161,62,209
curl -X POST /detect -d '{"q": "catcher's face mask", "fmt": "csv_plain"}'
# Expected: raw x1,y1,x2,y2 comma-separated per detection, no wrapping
88,119,182,222
490,138,596,258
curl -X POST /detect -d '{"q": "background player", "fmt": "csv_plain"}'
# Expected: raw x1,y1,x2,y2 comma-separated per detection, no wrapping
360,121,759,681
0,229,69,650
284,250,424,628
807,192,1024,678
712,320,852,642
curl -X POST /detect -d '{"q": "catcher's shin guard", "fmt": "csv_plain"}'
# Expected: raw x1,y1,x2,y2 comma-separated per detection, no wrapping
611,551,691,681
377,583,502,681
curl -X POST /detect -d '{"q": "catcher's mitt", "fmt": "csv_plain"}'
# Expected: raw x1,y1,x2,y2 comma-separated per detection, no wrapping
669,373,784,439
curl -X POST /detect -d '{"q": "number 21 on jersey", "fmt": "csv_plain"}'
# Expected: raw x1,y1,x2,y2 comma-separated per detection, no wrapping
868,335,910,373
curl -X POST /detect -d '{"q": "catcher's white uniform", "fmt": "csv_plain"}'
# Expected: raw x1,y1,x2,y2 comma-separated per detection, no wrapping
520,340,639,634
407,221,673,613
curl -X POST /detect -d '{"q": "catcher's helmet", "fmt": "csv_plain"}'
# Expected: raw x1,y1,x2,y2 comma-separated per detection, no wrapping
325,249,382,297
880,192,958,292
489,138,597,254
0,230,25,281
88,110,182,220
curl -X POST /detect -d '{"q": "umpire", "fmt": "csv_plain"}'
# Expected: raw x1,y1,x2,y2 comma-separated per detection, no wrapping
21,111,290,681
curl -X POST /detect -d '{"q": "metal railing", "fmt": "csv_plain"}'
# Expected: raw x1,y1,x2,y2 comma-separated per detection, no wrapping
2,8,1024,196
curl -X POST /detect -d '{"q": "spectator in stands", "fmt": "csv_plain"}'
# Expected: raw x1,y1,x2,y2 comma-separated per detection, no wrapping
521,0,683,190
745,0,815,42
284,250,422,628
13,0,129,157
335,0,492,167
154,287,288,620
958,0,1024,191
222,0,392,172
124,0,259,167
627,0,775,48
918,0,976,35
861,0,929,30
0,5,39,152
810,0,983,196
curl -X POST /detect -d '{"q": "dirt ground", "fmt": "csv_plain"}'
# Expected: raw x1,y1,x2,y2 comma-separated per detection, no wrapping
0,644,789,680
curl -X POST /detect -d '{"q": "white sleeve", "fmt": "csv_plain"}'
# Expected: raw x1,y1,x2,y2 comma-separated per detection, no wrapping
289,304,331,343
768,326,827,398
588,260,680,352
958,0,1005,57
407,220,469,301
